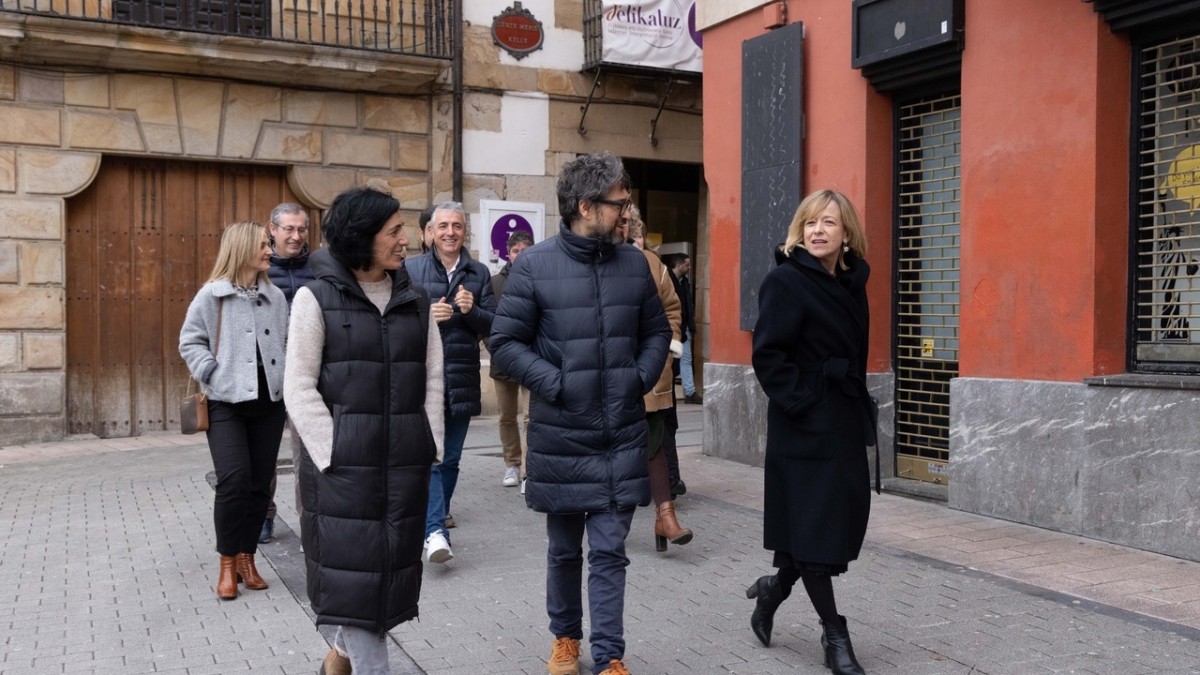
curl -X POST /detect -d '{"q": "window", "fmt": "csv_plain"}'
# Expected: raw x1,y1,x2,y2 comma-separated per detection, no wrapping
1134,32,1200,372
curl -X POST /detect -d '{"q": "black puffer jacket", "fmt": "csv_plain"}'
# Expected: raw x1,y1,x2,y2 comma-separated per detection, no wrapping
406,250,495,417
296,249,437,633
268,247,315,304
490,222,672,514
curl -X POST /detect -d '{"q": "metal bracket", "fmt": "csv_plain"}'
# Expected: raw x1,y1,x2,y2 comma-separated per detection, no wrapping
649,78,675,148
578,68,604,136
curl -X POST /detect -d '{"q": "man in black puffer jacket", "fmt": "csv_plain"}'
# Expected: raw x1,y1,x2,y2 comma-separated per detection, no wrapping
405,201,496,565
490,152,671,675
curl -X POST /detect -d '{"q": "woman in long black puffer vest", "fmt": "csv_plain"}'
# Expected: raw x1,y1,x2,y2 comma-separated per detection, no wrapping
746,189,875,675
284,186,444,675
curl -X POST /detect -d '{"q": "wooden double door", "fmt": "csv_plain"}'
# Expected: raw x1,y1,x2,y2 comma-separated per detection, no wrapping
66,158,314,437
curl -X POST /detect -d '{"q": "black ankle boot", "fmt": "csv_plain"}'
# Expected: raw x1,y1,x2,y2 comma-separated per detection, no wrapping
820,614,865,674
745,575,789,647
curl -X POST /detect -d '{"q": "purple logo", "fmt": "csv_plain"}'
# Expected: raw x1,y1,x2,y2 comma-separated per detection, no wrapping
688,3,702,49
490,213,534,262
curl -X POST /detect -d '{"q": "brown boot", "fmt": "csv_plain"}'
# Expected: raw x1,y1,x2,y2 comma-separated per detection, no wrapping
216,555,238,600
598,659,631,675
235,552,269,590
318,648,351,675
654,501,693,552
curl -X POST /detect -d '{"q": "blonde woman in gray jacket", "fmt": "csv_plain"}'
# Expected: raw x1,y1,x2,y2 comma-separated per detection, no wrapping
179,221,289,601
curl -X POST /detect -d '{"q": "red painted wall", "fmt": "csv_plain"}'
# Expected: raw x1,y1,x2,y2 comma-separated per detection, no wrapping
703,0,893,369
703,0,1130,380
958,0,1129,379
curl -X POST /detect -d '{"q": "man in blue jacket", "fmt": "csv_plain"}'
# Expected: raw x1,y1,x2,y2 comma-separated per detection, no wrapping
491,152,671,675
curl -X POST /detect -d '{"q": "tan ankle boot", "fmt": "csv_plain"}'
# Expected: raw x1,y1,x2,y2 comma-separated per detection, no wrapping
654,501,693,552
318,648,351,675
216,555,238,600
235,552,268,590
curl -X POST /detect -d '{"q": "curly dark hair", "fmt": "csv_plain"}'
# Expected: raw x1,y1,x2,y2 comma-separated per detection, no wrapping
557,152,630,223
322,186,401,271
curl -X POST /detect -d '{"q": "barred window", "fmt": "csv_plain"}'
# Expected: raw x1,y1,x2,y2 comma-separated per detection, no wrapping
1135,33,1200,372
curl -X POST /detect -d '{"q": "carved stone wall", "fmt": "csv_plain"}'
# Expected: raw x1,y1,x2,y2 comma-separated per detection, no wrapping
0,64,436,443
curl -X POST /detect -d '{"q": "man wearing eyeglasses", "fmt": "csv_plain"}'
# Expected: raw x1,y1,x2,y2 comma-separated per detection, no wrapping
260,202,316,545
491,152,671,675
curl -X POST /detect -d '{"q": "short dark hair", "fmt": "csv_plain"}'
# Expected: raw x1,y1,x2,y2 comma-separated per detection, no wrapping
556,152,630,223
507,231,535,250
322,186,401,271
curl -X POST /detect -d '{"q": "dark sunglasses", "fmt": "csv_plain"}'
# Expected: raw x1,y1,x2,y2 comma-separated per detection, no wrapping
593,198,632,215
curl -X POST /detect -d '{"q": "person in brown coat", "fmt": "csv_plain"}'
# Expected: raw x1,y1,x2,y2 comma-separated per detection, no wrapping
618,206,692,552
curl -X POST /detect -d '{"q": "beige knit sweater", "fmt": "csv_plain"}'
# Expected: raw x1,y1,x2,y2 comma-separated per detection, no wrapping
283,279,445,472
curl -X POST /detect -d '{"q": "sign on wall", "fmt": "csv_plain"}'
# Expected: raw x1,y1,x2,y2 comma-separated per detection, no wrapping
478,200,544,275
600,1,703,73
492,2,545,60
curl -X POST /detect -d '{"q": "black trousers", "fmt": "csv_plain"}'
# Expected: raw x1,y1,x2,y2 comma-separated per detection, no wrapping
205,388,286,556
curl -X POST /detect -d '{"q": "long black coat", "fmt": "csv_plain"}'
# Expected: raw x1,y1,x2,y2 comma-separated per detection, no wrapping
752,246,873,568
296,249,437,633
490,222,671,514
406,250,495,417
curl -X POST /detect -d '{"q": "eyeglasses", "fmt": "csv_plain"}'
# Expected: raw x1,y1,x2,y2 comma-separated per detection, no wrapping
274,226,308,236
593,198,632,215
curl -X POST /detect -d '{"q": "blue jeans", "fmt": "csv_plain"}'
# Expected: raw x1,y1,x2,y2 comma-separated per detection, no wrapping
425,412,471,539
680,330,696,397
546,507,635,673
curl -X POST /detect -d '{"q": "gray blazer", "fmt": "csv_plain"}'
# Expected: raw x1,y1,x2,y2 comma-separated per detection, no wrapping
179,280,288,403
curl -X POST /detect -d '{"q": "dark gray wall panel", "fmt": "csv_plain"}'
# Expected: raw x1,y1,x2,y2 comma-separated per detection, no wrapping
741,22,804,329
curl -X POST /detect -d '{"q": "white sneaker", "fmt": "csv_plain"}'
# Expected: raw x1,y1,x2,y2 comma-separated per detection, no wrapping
423,531,453,564
520,479,526,495
502,466,520,487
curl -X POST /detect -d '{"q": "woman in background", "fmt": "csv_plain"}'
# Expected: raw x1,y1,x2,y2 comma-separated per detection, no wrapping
179,221,288,601
620,206,692,552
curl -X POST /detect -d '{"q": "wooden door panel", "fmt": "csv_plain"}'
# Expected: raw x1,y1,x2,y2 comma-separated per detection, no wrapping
67,158,311,437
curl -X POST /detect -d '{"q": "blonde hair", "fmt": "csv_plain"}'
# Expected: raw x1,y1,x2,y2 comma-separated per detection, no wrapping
625,203,646,242
206,221,270,285
781,189,869,271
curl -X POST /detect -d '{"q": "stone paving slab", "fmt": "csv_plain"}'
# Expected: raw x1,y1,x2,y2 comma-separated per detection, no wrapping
4,408,1200,674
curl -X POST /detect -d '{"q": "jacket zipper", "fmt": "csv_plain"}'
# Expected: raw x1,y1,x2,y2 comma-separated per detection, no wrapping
377,312,391,634
592,252,615,507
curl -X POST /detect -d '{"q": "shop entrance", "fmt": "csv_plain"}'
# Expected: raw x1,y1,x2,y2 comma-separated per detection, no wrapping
893,92,962,485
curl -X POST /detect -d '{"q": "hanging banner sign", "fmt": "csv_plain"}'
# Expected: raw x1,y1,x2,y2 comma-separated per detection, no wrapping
601,0,703,73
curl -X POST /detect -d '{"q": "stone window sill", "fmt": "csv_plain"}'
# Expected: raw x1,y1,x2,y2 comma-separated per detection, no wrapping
1083,373,1200,391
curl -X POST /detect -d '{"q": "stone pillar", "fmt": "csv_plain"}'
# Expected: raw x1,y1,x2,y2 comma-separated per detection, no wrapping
0,149,100,444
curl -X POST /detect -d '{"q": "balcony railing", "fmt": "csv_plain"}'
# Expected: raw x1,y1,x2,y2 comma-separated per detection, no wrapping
0,0,453,56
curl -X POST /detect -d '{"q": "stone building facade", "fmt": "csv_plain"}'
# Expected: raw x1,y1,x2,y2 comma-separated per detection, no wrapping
0,0,706,444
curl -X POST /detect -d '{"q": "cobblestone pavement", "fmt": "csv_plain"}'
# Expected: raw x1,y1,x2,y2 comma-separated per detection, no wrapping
3,406,1200,674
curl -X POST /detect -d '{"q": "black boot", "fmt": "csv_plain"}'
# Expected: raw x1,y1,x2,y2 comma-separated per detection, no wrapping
820,615,865,674
745,575,789,647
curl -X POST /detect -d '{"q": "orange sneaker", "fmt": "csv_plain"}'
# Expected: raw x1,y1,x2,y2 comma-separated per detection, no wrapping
598,659,631,675
547,636,581,675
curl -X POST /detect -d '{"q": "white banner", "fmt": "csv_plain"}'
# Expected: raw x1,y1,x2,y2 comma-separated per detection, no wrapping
601,1,703,73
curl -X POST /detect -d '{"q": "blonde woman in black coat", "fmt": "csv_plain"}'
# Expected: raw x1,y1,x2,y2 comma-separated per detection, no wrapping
746,189,873,675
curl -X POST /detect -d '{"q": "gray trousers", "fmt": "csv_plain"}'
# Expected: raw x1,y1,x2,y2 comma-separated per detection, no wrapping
334,626,388,674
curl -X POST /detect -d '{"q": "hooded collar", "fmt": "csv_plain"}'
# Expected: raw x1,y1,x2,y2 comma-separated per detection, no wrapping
556,219,619,263
270,245,310,269
308,248,421,311
777,245,870,294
